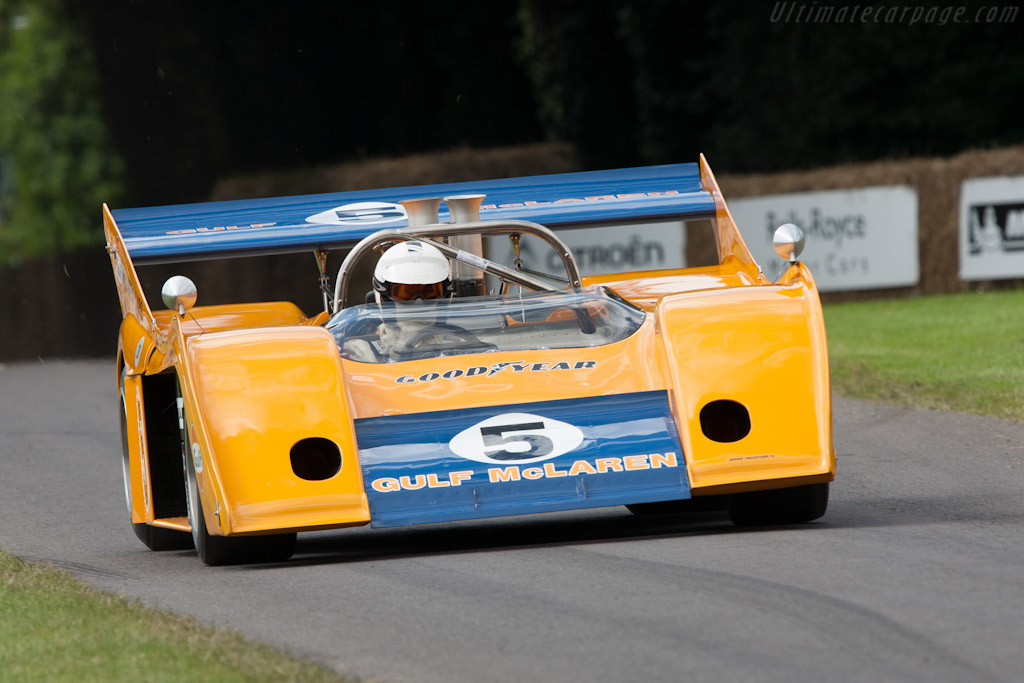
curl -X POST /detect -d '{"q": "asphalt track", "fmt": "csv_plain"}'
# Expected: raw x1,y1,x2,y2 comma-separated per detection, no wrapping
2,360,1023,683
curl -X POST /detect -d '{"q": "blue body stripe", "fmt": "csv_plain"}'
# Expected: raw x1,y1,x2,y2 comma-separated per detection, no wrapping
110,164,713,262
355,391,690,528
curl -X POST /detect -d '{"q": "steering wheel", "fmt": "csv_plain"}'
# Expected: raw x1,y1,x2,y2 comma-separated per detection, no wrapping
400,322,496,359
330,314,386,362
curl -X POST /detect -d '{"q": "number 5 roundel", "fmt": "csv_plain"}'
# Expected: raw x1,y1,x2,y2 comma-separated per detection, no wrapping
448,413,585,465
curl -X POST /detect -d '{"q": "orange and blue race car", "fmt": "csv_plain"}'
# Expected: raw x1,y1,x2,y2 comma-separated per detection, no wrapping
105,156,835,565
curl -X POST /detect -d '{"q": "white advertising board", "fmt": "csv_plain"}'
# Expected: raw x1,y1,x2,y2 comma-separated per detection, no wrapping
729,186,919,292
959,176,1024,281
485,220,685,279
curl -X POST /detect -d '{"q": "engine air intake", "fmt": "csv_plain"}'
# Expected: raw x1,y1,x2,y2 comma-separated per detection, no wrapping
699,400,751,443
290,438,342,481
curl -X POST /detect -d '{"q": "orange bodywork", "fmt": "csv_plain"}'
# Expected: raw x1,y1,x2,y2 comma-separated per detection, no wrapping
106,156,835,539
177,324,370,535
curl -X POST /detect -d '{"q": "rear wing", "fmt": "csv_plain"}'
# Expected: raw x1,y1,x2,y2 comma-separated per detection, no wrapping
103,157,763,321
699,155,760,272
107,161,728,265
104,203,156,334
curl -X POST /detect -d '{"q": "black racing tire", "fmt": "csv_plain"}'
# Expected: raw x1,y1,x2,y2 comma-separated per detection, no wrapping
727,482,829,527
626,495,728,516
182,411,296,566
121,381,192,551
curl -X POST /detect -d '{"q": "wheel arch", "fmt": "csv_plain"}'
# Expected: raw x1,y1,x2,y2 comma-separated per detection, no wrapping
174,324,370,537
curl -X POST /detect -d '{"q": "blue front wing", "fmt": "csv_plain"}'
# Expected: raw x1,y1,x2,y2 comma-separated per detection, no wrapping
355,391,690,528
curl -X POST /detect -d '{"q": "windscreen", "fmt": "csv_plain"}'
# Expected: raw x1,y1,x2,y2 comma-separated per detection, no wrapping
326,286,645,363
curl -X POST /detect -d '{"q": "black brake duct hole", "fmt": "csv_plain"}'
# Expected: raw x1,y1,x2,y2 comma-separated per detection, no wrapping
699,400,751,443
290,438,342,481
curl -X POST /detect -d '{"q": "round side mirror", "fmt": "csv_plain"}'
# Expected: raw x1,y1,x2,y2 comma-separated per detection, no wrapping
161,276,197,316
773,223,806,262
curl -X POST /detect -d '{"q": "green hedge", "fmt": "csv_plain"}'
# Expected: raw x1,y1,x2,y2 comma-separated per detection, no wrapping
0,0,125,266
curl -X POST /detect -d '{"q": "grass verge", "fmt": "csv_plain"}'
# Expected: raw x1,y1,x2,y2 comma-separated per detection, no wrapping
0,547,350,683
824,289,1024,422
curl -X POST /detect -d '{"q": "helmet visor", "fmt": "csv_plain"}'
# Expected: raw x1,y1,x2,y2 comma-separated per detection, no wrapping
389,281,447,302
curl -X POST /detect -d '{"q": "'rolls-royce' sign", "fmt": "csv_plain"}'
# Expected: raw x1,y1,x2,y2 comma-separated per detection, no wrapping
729,186,919,293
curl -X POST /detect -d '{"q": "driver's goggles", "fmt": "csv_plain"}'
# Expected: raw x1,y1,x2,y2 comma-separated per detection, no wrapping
389,281,446,301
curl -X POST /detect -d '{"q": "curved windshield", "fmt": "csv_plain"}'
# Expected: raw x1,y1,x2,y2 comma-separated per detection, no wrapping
327,286,645,363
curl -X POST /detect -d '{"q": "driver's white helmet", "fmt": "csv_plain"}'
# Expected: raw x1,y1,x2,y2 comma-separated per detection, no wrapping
372,241,452,303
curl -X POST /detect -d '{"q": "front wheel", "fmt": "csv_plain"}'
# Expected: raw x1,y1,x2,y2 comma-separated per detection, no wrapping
182,409,295,566
727,482,829,527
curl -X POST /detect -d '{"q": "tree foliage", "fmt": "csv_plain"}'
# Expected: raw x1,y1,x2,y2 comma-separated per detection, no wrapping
0,0,125,264
516,0,1024,172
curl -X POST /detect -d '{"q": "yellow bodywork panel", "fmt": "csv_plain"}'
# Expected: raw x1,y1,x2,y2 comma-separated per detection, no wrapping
177,324,370,535
582,265,761,311
119,313,160,376
120,371,151,524
657,278,834,490
153,302,308,338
